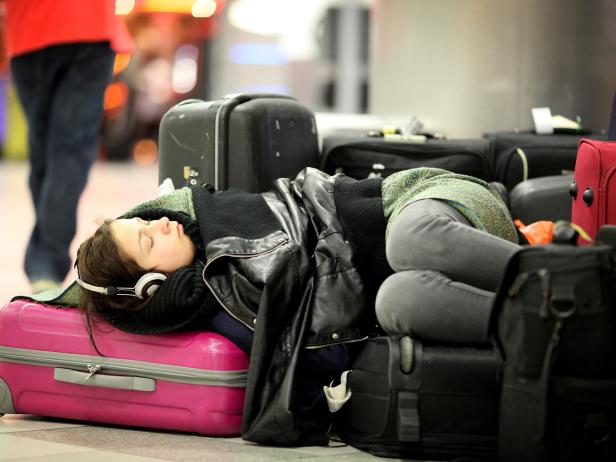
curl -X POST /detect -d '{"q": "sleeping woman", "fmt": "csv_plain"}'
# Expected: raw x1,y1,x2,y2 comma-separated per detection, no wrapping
74,167,520,445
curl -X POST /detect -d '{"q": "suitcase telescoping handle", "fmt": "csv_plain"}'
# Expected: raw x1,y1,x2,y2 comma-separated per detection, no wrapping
54,368,156,392
215,93,296,190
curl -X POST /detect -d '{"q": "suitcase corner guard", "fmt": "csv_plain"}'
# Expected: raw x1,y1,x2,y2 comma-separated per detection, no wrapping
0,377,16,414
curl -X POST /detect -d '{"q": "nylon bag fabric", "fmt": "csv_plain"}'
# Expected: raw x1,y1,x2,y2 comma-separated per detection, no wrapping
491,238,616,462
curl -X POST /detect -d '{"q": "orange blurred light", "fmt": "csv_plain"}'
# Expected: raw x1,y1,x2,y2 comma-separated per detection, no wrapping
138,0,224,14
132,139,158,165
113,53,131,75
103,82,129,112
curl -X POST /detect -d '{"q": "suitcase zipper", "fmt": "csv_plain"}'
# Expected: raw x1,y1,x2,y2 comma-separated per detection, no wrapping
0,346,247,387
328,143,490,178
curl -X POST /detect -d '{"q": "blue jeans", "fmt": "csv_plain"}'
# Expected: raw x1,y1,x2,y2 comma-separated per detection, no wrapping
11,42,115,283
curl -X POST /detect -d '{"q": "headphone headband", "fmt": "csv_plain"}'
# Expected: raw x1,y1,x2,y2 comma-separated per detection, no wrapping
75,272,167,299
75,278,140,297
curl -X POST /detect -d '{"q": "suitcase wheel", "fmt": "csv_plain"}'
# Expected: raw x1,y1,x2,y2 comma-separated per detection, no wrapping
583,187,594,206
569,180,578,199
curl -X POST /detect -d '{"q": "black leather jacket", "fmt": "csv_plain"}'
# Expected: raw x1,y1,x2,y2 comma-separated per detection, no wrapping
192,168,389,444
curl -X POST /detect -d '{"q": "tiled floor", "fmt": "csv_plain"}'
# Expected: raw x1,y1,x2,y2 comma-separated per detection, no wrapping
0,161,394,461
0,414,385,461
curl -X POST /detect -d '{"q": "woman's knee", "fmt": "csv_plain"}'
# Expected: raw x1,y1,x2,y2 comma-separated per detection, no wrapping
376,270,451,336
375,270,494,344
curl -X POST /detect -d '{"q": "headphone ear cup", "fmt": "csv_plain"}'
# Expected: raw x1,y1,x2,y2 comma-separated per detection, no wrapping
134,272,168,299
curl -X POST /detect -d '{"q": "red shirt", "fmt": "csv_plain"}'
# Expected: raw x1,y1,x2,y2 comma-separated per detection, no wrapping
5,0,133,58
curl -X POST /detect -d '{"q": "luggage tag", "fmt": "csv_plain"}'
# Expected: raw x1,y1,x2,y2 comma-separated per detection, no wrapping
532,107,554,135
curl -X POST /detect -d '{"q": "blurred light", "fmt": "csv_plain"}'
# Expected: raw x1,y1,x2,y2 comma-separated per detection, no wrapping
229,43,288,66
192,0,217,17
172,45,199,93
115,0,135,15
132,139,158,165
112,53,131,75
228,0,291,36
137,58,173,104
140,0,223,14
237,84,290,95
103,82,129,112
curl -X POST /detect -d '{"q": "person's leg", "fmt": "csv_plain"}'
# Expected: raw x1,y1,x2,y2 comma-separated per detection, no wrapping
11,51,55,287
376,198,520,342
10,52,52,220
22,43,114,283
375,270,494,343
386,199,519,291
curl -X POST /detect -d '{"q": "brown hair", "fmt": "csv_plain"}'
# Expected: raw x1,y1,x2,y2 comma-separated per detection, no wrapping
76,219,150,353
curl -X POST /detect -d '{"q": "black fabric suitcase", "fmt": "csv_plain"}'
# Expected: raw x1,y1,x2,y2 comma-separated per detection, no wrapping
509,174,573,224
335,336,501,461
321,136,492,180
158,94,319,191
484,131,607,190
490,230,616,462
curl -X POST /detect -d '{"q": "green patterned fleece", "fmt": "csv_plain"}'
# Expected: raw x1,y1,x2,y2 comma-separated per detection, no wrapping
382,167,518,243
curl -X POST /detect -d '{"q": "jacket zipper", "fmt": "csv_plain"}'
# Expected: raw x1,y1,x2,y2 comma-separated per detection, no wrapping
201,237,289,331
0,346,247,387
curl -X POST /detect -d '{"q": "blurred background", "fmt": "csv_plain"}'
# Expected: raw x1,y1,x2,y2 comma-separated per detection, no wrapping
0,0,615,301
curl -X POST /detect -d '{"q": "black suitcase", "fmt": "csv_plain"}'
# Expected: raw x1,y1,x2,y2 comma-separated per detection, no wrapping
158,94,319,192
335,336,501,461
484,131,607,190
321,136,492,180
509,174,573,224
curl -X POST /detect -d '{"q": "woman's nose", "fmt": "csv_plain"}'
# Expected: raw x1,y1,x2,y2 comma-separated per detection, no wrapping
155,217,170,233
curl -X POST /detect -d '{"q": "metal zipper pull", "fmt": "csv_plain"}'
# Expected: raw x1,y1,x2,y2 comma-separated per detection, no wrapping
84,364,101,382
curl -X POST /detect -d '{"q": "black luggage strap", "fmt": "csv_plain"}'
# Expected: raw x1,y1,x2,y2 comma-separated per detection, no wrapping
398,392,420,442
533,272,577,442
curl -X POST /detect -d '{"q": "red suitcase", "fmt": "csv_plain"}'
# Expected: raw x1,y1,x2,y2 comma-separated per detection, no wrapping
570,139,616,243
0,299,249,435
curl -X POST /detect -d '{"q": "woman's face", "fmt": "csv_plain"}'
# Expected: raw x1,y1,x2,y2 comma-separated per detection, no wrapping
110,217,196,273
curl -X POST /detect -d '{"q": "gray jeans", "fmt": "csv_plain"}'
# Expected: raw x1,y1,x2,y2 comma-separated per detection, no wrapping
375,199,519,344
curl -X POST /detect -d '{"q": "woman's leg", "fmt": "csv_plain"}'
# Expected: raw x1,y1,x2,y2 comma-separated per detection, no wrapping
376,270,494,343
385,199,519,291
376,198,519,343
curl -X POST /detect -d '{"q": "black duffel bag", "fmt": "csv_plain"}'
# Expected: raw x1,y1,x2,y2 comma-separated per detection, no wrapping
490,224,616,462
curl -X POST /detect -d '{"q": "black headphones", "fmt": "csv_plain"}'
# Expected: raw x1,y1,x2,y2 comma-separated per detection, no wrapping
75,271,167,299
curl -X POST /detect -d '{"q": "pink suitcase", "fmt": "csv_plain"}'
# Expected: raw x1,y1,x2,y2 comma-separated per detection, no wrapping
570,139,616,243
0,299,248,435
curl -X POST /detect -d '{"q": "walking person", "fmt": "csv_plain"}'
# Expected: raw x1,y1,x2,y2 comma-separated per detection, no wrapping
1,0,132,292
